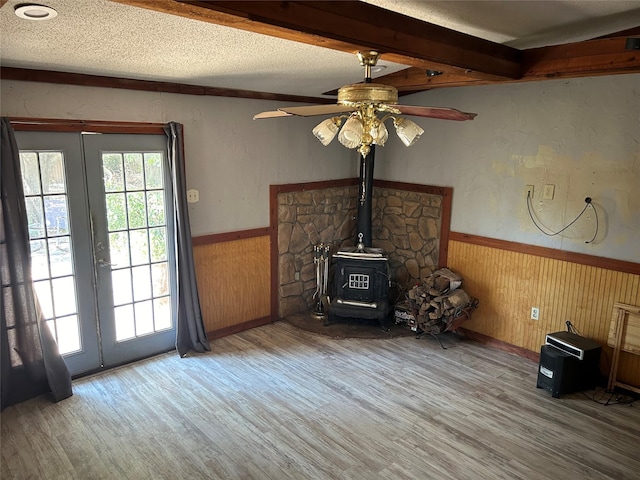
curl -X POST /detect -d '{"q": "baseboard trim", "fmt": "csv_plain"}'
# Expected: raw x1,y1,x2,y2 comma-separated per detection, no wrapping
460,328,540,363
206,316,272,340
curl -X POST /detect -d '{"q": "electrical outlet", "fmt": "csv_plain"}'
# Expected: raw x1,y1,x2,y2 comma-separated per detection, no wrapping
543,184,555,200
531,307,539,320
525,185,534,198
187,189,199,203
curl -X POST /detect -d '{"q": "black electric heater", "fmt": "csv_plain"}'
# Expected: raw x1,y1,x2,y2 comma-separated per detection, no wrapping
536,331,601,398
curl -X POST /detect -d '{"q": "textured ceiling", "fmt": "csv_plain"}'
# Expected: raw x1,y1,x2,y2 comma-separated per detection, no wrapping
370,0,640,48
1,0,639,98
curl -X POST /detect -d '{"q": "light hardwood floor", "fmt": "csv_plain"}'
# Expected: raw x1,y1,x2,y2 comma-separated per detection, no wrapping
2,321,639,479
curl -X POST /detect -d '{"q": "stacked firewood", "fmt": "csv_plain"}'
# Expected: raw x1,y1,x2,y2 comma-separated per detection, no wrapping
404,268,478,335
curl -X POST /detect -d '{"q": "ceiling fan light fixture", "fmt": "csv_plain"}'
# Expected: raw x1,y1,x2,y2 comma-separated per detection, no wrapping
338,83,398,106
338,116,364,149
373,120,389,146
254,51,476,158
394,117,424,147
312,117,341,146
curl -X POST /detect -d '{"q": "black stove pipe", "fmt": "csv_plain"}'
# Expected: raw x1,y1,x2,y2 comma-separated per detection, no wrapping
355,145,375,249
355,66,376,250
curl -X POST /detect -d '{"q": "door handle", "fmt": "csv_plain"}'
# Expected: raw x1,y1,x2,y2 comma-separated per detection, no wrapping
98,258,114,267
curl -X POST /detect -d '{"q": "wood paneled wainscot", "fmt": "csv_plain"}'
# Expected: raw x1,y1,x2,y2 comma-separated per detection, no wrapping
448,233,640,389
193,229,271,338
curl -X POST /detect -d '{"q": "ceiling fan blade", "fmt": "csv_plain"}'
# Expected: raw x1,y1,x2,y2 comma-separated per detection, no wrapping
279,104,355,117
256,103,476,121
392,105,477,121
253,110,293,120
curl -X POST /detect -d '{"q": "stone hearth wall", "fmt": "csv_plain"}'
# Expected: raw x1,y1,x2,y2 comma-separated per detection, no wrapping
372,188,442,291
278,186,358,318
277,184,444,318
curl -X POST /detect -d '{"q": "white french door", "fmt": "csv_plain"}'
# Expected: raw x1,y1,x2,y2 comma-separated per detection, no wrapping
16,131,177,376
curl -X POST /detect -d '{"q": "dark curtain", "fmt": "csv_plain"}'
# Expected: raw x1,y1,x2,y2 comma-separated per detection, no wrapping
1,118,72,410
164,122,210,356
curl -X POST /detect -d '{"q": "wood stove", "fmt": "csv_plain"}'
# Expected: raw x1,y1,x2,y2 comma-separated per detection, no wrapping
327,146,390,329
327,248,390,328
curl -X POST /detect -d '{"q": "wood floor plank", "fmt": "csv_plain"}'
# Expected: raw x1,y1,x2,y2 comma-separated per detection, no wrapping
2,321,639,479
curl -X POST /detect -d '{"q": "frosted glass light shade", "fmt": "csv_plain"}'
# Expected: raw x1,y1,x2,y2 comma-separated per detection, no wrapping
312,118,340,146
394,117,424,147
338,116,364,149
374,121,389,146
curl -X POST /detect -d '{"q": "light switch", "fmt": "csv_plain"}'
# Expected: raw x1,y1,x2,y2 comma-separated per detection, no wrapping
542,184,555,200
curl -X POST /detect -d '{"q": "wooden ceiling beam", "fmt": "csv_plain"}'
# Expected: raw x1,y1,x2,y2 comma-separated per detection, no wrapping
110,0,639,95
521,36,640,79
376,35,640,93
377,68,485,94
110,0,522,81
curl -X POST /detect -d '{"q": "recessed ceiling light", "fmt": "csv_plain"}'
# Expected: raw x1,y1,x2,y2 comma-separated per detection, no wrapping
14,4,58,21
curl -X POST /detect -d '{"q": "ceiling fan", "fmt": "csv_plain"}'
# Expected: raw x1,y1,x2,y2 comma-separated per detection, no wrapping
254,51,477,157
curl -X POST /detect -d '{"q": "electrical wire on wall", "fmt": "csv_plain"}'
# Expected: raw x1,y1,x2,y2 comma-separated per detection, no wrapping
565,320,638,406
527,194,599,243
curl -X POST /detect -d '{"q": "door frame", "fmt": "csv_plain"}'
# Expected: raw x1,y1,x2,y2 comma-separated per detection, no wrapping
12,118,177,377
10,118,166,135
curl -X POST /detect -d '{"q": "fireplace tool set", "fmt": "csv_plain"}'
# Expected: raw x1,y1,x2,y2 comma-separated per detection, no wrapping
312,243,331,318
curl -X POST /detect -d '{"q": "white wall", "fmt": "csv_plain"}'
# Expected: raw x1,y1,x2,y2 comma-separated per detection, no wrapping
0,80,357,236
376,74,640,263
3,75,638,262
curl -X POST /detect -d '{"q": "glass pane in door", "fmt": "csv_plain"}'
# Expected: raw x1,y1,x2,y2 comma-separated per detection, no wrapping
102,151,172,342
20,151,81,355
